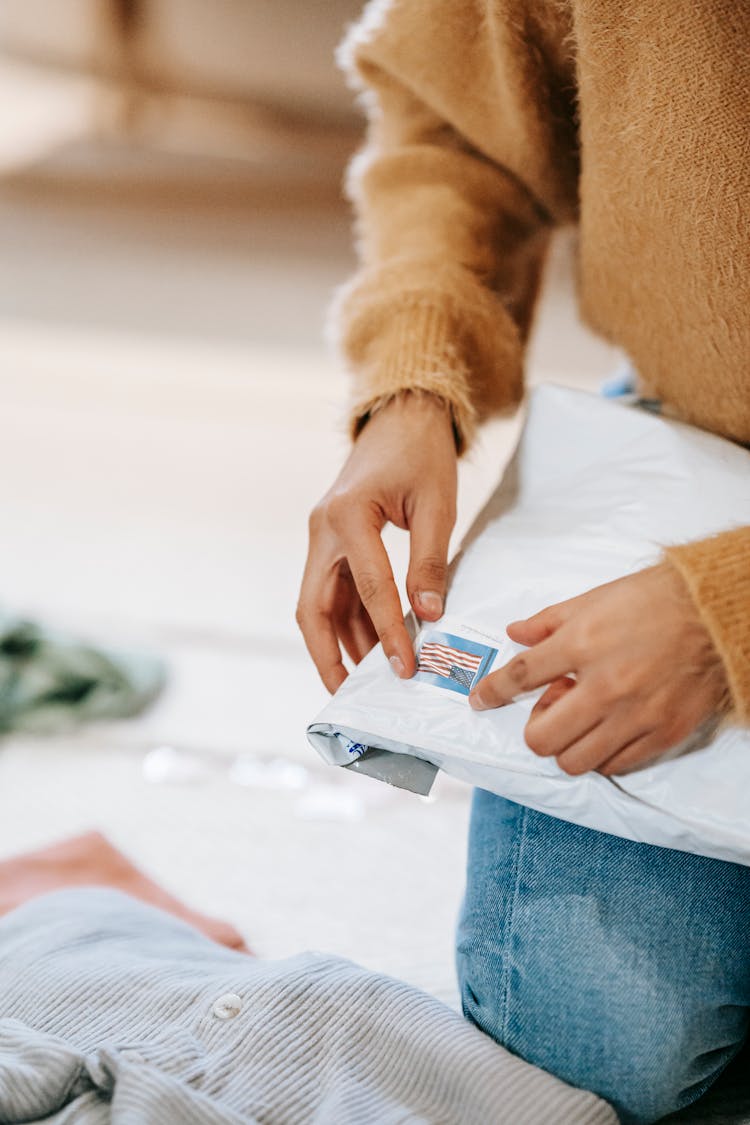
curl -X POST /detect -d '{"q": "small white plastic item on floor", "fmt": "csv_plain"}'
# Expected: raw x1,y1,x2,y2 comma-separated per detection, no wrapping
307,385,750,866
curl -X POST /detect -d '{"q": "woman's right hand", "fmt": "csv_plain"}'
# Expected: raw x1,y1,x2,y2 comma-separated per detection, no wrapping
297,392,459,693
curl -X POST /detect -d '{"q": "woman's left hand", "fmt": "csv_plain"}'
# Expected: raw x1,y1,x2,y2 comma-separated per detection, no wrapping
469,563,730,776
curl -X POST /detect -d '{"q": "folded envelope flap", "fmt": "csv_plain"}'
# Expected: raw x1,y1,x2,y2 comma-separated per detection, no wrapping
345,751,438,795
306,722,440,795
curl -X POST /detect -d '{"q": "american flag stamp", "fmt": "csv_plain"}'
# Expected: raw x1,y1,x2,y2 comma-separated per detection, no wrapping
415,630,498,697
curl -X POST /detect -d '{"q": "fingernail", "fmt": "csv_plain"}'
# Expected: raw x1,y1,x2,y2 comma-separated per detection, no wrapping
469,689,488,711
389,655,405,678
418,590,443,617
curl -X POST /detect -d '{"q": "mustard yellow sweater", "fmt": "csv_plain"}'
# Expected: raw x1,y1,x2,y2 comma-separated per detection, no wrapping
332,0,750,721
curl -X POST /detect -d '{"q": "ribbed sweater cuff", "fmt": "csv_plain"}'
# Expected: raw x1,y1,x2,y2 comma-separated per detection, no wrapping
348,304,479,453
663,527,750,722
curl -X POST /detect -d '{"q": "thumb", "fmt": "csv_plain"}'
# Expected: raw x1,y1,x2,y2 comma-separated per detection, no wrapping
406,499,453,621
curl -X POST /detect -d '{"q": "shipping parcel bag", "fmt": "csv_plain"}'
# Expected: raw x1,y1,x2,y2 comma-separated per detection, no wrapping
307,386,750,864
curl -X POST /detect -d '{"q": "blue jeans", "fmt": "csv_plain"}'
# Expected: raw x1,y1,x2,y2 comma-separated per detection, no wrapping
456,790,750,1124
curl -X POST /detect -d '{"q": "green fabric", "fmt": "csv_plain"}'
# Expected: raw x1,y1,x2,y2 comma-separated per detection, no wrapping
0,616,165,734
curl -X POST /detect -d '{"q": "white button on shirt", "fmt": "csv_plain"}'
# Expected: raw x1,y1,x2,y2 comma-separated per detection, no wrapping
212,993,243,1020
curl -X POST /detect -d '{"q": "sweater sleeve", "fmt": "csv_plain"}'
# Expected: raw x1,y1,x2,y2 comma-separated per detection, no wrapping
663,527,750,723
332,0,579,452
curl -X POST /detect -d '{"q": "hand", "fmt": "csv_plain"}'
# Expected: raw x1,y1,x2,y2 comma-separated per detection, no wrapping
297,392,458,692
469,563,729,776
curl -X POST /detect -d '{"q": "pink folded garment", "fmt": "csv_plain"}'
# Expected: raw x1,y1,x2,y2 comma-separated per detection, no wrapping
0,831,250,953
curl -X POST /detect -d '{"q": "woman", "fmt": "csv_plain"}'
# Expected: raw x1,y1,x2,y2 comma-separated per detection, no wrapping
296,2,750,1120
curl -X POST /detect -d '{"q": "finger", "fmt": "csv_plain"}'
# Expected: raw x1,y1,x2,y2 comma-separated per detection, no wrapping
506,601,573,646
336,615,364,667
469,634,573,710
530,676,577,714
297,548,350,692
555,718,652,777
406,498,453,621
328,564,359,666
524,680,602,757
329,563,378,666
597,733,663,777
344,518,415,677
296,603,348,694
334,600,379,665
349,605,379,659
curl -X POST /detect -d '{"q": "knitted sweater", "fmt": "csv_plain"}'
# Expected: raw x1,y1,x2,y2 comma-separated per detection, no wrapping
333,0,750,720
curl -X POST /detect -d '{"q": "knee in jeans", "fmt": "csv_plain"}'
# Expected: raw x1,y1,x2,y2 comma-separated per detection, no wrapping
582,1029,736,1125
457,939,735,1125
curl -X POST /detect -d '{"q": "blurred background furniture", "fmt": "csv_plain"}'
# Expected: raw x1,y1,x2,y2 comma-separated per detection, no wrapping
0,0,360,177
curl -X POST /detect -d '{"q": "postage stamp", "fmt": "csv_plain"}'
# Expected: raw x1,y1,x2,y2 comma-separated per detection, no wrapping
415,630,498,697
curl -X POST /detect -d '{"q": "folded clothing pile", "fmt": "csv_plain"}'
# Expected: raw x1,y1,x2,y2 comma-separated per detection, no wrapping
0,614,164,733
0,888,615,1124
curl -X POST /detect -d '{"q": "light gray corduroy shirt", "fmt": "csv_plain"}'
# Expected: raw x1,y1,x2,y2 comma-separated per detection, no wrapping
0,889,616,1124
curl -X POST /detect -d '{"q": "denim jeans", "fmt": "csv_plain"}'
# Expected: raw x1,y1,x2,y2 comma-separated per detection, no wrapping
456,790,750,1124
